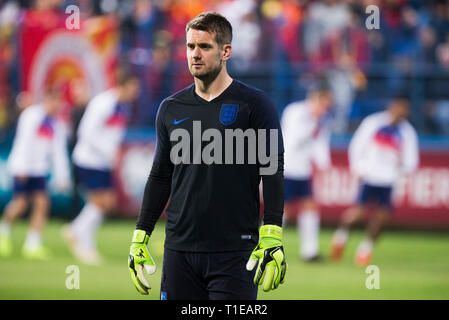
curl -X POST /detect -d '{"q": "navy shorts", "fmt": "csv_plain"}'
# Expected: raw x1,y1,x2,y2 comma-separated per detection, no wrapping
358,183,393,209
75,165,113,191
160,248,257,300
284,177,312,201
13,176,47,194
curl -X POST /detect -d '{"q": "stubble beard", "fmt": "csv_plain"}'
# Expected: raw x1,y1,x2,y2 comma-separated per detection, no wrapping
190,59,223,84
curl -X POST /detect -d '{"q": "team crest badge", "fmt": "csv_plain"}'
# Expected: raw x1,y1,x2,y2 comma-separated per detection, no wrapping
219,104,239,126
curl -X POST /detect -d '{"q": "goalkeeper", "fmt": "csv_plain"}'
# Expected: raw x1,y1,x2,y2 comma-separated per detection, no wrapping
128,12,286,300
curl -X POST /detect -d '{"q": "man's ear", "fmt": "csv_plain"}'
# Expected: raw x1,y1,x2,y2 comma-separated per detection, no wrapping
222,44,232,61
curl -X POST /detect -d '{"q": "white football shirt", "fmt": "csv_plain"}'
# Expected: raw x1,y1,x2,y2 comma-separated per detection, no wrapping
281,100,331,180
8,104,70,184
72,89,128,170
349,111,419,186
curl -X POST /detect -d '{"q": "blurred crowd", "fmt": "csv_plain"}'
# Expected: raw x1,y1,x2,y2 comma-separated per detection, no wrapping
1,0,449,140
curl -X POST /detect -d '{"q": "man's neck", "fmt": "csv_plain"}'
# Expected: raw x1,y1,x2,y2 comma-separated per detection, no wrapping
194,68,233,102
387,110,401,126
115,87,126,103
307,100,320,119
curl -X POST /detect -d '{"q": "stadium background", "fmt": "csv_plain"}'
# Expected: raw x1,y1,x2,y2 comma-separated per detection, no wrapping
0,0,448,299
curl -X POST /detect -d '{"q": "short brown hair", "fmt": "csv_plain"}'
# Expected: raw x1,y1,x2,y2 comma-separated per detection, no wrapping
185,11,233,46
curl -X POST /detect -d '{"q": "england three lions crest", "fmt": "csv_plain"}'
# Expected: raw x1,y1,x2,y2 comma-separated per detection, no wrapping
219,104,239,126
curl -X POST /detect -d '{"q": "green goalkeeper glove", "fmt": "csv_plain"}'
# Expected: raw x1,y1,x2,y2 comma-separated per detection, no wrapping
128,229,156,295
246,224,287,292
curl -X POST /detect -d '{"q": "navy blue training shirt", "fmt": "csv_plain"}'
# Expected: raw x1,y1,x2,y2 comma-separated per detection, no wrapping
137,79,284,252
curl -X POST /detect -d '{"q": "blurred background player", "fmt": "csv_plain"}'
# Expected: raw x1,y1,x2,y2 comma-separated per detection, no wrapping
0,87,70,259
331,93,419,267
281,81,333,261
67,79,90,218
63,71,140,265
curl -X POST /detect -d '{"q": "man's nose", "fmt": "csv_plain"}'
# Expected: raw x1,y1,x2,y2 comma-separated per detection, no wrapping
192,46,201,59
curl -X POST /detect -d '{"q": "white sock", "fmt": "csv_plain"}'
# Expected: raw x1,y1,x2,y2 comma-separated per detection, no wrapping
24,230,42,248
71,203,103,250
357,239,373,255
298,210,320,259
0,221,11,237
333,228,349,245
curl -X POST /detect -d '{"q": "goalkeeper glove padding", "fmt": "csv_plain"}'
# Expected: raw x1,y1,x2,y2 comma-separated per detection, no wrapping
246,224,287,292
128,229,156,295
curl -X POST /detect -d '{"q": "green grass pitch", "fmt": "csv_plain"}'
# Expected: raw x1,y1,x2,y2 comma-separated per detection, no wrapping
0,219,448,300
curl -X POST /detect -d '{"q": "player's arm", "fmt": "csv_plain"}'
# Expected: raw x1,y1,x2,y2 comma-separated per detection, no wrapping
246,91,287,292
261,153,284,226
77,96,117,159
247,154,287,291
281,104,311,148
348,117,376,177
128,100,173,295
10,109,36,176
313,125,332,171
400,123,419,174
51,120,71,192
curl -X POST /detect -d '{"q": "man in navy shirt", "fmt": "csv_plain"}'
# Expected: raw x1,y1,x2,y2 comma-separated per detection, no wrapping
128,12,287,300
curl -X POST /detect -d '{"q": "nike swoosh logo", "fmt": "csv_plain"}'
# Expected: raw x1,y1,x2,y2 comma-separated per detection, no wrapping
173,117,190,125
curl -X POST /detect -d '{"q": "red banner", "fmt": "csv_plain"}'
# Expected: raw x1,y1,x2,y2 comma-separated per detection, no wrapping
314,149,449,229
114,143,156,215
114,143,449,229
20,9,118,104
